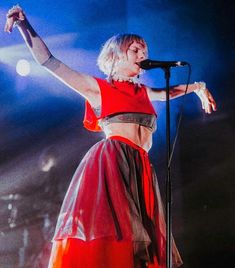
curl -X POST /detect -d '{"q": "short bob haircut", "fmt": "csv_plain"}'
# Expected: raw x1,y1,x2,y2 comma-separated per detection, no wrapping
97,33,148,76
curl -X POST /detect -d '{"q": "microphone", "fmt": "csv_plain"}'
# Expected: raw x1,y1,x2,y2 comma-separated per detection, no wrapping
138,59,188,70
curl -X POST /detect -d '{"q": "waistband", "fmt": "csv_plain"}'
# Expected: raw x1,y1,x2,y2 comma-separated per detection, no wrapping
108,135,148,154
101,113,157,132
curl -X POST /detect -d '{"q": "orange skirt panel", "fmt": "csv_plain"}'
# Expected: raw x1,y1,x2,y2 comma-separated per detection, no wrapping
48,238,158,268
48,238,159,268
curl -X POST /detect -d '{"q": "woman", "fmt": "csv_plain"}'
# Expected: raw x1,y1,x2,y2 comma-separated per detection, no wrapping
5,5,216,268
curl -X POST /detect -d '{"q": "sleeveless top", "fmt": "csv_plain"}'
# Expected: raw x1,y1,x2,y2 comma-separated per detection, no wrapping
83,78,157,132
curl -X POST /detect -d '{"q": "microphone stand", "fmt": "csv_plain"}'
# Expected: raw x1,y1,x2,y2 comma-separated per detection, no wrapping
163,66,172,268
139,59,189,268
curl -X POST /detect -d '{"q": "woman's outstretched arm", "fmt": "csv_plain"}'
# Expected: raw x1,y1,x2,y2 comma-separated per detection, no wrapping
147,82,217,114
4,5,100,107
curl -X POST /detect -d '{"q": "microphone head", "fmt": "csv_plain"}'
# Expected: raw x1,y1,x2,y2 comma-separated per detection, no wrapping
138,59,152,70
138,59,188,70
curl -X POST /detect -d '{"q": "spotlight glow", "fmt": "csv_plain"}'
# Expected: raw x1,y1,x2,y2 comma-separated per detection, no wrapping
16,59,31,76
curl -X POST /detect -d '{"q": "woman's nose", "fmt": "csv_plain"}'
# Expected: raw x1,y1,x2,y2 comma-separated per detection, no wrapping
139,51,146,60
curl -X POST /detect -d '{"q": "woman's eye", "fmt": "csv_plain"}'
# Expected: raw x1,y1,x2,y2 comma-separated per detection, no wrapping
130,48,138,53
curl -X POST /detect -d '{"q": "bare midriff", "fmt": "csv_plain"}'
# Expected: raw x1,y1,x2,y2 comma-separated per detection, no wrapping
103,122,153,152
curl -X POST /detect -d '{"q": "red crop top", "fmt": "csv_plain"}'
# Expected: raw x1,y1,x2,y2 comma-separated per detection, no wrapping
83,77,156,132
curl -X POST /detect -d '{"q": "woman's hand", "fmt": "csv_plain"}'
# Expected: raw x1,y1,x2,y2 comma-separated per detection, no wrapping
194,82,217,114
4,5,25,33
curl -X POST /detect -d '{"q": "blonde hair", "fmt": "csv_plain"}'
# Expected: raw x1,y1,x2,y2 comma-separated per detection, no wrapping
97,34,148,76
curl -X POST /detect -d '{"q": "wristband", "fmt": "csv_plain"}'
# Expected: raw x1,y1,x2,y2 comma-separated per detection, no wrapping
194,81,206,95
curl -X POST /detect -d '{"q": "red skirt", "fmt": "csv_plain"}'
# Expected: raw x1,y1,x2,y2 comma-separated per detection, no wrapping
49,136,182,268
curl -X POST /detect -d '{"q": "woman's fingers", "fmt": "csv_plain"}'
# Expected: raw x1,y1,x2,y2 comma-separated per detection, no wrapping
4,6,25,33
209,95,217,111
4,17,14,33
201,90,217,114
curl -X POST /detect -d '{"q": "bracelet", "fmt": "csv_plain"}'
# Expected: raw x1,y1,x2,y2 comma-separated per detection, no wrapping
194,81,206,94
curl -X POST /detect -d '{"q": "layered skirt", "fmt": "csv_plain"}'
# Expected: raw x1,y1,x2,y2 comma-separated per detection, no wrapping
48,136,182,268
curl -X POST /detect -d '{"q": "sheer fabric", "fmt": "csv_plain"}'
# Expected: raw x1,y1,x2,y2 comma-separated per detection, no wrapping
51,136,182,267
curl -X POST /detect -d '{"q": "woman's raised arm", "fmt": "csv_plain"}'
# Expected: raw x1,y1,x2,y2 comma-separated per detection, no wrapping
4,5,100,107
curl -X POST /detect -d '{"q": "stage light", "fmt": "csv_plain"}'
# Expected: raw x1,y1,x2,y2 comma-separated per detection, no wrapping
16,59,31,76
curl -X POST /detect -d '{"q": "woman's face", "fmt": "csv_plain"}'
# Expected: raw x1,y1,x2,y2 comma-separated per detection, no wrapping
115,41,147,77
